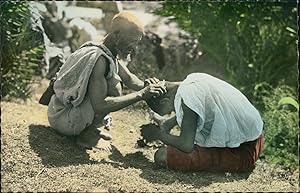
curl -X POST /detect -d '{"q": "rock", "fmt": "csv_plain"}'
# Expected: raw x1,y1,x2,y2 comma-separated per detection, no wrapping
76,1,122,12
29,2,68,79
75,1,122,32
62,6,104,20
40,5,73,44
68,18,99,51
30,1,105,79
127,12,225,81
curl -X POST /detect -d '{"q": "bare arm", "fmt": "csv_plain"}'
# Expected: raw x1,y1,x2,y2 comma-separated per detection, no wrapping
158,103,198,153
88,56,166,123
142,102,198,153
118,61,144,91
151,111,177,133
118,61,161,91
161,115,177,133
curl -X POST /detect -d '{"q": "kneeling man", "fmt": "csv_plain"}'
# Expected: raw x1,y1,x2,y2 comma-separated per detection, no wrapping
142,73,264,172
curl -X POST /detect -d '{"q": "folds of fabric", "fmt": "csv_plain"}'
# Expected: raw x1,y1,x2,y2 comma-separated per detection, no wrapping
174,73,263,148
48,42,117,136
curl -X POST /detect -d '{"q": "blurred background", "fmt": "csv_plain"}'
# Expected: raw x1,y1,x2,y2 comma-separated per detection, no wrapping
1,1,298,171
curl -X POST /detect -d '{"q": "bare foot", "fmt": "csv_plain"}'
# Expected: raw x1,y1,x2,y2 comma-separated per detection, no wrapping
76,125,113,151
99,130,112,140
94,138,112,152
76,125,101,150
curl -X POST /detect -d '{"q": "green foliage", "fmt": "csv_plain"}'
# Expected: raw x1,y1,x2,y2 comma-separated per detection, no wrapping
1,2,44,99
257,84,298,170
158,1,297,99
158,2,298,170
278,97,299,111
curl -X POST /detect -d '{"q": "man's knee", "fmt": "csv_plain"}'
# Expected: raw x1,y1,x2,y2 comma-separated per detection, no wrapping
154,147,167,168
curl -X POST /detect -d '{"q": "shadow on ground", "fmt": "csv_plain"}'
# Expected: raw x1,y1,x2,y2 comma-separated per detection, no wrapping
104,146,252,188
28,124,252,188
29,124,97,167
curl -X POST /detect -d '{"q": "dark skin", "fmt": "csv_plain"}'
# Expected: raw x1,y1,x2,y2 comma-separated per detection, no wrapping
144,79,264,170
142,101,198,153
76,22,167,150
149,112,177,133
88,56,166,123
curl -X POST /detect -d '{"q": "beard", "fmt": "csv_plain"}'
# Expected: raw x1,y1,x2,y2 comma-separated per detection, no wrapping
117,48,132,62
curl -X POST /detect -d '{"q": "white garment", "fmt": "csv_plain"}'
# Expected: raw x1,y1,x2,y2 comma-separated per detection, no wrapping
174,73,263,148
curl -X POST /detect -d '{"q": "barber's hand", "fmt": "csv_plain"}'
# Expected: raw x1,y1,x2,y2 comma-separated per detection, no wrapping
140,123,161,142
139,83,167,100
144,77,160,87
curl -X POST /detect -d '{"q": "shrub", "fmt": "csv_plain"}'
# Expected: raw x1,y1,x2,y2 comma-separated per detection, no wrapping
255,83,298,170
157,1,297,101
1,2,44,99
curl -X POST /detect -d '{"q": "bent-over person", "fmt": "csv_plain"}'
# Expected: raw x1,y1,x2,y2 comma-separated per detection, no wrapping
142,73,264,172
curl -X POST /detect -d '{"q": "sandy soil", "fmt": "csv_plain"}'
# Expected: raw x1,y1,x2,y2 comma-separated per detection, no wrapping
1,80,299,192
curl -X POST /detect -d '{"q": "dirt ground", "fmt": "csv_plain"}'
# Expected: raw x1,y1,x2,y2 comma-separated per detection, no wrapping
1,80,299,192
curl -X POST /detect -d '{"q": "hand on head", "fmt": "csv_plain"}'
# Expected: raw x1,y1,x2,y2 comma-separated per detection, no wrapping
139,80,167,100
144,77,161,86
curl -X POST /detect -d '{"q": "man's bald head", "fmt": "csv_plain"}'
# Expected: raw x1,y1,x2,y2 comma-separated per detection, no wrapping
111,11,144,35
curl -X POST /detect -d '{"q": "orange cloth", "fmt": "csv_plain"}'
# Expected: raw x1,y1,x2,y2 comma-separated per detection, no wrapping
111,11,144,34
167,134,264,172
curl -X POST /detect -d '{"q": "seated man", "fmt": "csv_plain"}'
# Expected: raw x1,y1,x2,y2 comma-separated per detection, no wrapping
46,11,166,150
142,73,264,172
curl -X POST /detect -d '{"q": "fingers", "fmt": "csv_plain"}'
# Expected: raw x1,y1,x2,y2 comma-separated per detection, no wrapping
103,142,112,152
95,138,112,152
96,145,112,152
144,77,161,86
150,77,160,84
150,85,167,96
141,82,167,100
144,79,152,86
106,144,112,151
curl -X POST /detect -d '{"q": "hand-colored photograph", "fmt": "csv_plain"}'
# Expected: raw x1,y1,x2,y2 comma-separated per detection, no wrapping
1,1,298,192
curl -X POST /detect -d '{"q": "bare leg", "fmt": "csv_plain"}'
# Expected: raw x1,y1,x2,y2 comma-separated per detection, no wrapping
76,125,112,151
154,147,168,168
93,114,112,140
